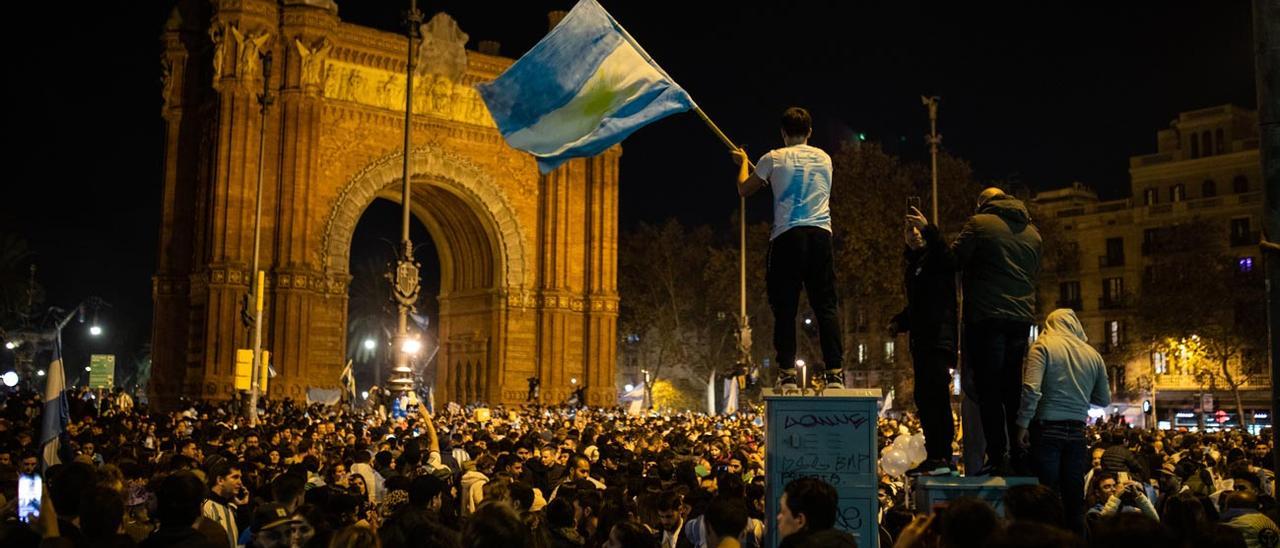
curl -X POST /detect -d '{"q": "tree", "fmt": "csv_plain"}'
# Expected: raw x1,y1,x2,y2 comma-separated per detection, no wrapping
827,143,980,399
619,221,722,402
1134,220,1265,428
0,233,41,329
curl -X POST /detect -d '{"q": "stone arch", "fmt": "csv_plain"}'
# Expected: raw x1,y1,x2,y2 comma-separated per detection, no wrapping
321,144,529,290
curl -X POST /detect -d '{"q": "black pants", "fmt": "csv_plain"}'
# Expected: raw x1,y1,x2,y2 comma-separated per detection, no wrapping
963,318,1031,468
767,226,843,372
911,344,956,461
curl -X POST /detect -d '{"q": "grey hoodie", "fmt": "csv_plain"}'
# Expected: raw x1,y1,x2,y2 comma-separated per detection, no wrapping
952,195,1042,323
1016,309,1110,428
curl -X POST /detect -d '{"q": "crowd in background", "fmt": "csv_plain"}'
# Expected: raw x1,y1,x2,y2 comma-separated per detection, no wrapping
0,386,1275,548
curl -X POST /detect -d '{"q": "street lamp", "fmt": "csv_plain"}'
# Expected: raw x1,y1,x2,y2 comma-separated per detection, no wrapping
625,383,634,392
401,337,423,355
36,369,45,377
2,372,17,387
363,338,377,351
89,325,102,337
4,341,14,350
571,377,578,385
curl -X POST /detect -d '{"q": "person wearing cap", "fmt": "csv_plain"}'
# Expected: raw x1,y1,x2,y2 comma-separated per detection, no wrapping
247,503,298,548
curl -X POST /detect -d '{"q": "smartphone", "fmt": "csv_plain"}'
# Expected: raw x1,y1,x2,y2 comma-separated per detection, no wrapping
18,473,41,524
907,196,922,214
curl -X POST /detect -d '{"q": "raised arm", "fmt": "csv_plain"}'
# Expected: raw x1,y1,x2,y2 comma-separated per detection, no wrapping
417,405,440,454
731,149,767,197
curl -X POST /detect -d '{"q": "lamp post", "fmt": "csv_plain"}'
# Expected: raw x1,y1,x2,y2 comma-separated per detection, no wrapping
387,0,424,399
922,96,942,225
246,52,274,425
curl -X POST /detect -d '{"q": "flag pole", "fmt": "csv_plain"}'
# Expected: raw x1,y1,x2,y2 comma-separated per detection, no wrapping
610,10,754,371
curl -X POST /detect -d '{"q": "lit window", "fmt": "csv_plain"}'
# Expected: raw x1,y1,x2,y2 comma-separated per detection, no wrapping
1152,351,1167,375
1029,325,1040,343
1239,257,1254,273
1107,320,1123,347
883,341,895,362
857,343,867,364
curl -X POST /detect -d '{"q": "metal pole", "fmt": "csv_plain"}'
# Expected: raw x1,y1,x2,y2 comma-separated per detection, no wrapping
923,96,941,225
390,0,424,398
247,53,273,424
1250,0,1279,470
739,196,751,366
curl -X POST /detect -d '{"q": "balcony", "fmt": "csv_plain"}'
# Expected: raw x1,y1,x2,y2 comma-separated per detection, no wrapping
1231,230,1261,248
1098,293,1130,310
1155,372,1272,390
1098,255,1125,268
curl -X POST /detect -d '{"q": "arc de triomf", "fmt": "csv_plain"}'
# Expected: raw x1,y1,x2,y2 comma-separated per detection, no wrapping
152,0,619,408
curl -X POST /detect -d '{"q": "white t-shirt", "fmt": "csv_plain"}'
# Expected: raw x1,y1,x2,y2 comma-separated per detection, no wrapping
755,144,833,240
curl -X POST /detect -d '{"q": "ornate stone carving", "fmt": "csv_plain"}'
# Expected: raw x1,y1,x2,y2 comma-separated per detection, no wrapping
210,23,226,84
285,0,337,12
417,13,469,82
319,59,494,127
294,37,332,90
231,26,273,84
160,57,176,108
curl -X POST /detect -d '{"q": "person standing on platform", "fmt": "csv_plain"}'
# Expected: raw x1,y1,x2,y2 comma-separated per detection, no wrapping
894,207,958,477
1015,308,1109,535
913,187,1041,475
731,107,844,391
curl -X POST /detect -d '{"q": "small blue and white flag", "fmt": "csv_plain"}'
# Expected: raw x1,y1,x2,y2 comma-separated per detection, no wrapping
477,0,694,173
40,335,69,470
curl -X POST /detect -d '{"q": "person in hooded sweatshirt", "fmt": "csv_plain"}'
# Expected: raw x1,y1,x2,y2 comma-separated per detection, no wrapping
1014,308,1109,535
913,187,1041,476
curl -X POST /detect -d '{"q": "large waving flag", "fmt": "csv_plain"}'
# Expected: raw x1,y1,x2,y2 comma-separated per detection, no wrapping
477,0,694,173
40,335,69,470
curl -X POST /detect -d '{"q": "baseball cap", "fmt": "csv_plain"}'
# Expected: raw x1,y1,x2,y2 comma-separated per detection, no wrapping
252,503,300,532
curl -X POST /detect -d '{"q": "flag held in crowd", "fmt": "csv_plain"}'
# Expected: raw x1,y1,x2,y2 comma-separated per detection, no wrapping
477,0,694,173
40,335,69,469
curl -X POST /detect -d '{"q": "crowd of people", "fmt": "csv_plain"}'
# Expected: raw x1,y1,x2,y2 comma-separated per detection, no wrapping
0,384,1276,548
0,386,854,548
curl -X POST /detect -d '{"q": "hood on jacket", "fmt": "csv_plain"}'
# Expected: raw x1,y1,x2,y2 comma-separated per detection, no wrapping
978,195,1031,225
1044,308,1087,342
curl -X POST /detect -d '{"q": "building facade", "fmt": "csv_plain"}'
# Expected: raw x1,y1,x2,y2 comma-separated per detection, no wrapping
1032,104,1265,429
152,0,620,408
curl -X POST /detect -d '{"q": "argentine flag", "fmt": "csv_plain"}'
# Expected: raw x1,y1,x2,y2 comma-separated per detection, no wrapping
40,335,69,470
477,0,694,173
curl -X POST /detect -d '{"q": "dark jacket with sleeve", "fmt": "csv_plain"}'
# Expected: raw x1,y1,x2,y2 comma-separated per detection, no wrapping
950,196,1042,323
892,224,958,353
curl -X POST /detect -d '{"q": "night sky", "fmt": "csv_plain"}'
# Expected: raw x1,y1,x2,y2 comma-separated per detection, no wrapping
2,1,1258,363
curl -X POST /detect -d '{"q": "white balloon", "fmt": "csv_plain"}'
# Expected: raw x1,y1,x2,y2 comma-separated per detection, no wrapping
894,433,912,449
908,443,927,466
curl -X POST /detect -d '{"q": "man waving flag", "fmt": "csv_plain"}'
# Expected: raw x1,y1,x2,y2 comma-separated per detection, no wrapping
477,0,694,173
40,335,69,470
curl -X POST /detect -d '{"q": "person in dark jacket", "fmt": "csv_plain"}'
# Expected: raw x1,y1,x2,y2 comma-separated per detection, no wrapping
893,209,958,477
912,188,1041,475
1100,431,1148,482
776,478,857,548
141,472,220,548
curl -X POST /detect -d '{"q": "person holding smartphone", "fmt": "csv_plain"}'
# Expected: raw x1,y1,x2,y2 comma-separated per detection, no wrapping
893,202,958,477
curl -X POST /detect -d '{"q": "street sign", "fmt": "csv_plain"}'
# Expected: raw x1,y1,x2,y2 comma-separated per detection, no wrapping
89,354,115,388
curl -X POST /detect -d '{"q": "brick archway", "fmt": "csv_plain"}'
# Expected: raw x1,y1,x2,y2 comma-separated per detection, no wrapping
320,145,530,404
151,0,620,407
